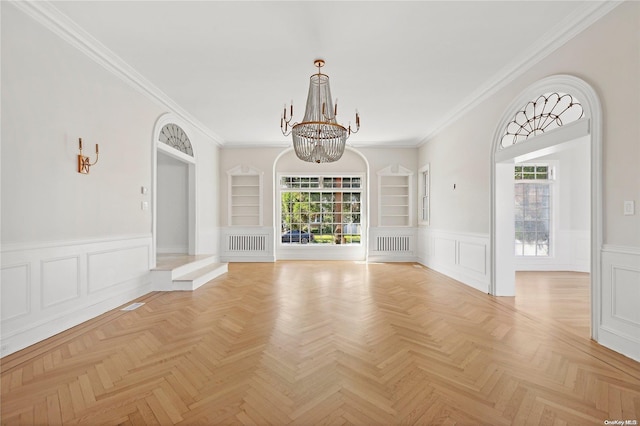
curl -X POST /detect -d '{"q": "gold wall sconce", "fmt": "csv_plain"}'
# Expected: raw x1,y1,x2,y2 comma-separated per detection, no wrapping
77,138,99,174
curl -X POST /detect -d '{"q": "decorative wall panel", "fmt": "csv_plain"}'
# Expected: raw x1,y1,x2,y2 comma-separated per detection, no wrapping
41,256,80,308
598,246,640,361
458,241,487,275
0,236,152,357
1,264,30,321
88,245,149,294
418,228,490,293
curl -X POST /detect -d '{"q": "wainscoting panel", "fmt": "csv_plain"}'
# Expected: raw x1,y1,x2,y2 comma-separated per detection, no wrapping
600,245,640,361
0,235,152,357
88,245,150,294
0,264,31,321
220,227,274,262
611,266,640,324
41,256,80,308
434,237,456,267
458,240,487,275
368,227,417,262
417,228,490,293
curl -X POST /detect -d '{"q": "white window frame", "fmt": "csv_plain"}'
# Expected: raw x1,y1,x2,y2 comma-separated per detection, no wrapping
514,162,556,257
277,173,365,247
418,164,430,226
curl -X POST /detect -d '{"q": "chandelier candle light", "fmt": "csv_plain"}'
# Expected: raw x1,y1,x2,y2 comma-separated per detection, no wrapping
281,59,360,163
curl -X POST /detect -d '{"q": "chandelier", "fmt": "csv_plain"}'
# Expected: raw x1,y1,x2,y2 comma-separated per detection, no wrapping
280,59,360,163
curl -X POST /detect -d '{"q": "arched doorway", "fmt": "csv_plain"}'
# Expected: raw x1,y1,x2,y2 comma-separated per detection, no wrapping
152,114,197,267
490,75,602,340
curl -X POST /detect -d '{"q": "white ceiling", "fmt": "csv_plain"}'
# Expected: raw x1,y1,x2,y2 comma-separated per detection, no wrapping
49,1,606,148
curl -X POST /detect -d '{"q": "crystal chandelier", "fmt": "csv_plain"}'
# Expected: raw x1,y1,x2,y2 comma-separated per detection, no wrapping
281,59,360,163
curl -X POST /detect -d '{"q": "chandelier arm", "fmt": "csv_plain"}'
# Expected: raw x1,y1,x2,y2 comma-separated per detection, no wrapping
281,112,297,135
281,121,297,137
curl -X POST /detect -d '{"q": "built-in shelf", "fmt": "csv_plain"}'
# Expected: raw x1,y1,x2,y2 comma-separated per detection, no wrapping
228,166,263,226
378,165,413,227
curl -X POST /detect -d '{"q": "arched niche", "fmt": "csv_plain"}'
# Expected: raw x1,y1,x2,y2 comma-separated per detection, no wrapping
273,147,370,261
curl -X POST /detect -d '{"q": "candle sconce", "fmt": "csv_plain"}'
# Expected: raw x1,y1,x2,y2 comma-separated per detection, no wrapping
77,138,99,174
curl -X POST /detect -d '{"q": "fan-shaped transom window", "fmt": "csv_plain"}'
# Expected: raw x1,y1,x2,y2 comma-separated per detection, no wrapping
159,123,193,156
500,92,584,149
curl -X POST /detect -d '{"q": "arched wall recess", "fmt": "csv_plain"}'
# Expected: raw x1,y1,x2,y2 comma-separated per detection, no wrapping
490,75,602,342
151,113,198,266
272,146,371,261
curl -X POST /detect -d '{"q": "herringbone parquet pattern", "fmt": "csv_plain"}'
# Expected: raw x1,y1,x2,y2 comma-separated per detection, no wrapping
2,262,639,425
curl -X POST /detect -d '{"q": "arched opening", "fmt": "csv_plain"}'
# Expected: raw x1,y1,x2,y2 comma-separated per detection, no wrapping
151,115,197,267
491,75,602,341
272,147,370,261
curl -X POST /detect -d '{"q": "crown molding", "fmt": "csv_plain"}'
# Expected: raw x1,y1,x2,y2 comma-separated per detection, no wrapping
418,0,623,147
9,0,225,147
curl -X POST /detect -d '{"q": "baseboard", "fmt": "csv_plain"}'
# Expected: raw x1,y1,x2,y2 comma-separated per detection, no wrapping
598,325,640,363
515,263,590,273
220,255,275,263
156,246,188,254
419,258,489,294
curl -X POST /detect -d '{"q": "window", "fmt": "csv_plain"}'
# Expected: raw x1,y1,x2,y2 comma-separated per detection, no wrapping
419,164,430,225
514,164,551,256
159,123,193,156
280,176,362,245
500,92,583,149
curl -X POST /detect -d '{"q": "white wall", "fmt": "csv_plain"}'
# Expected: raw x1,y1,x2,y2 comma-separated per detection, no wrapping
220,147,284,228
515,138,590,272
191,128,221,256
417,2,640,360
156,152,188,253
356,147,419,228
1,4,160,244
219,146,419,261
1,3,221,356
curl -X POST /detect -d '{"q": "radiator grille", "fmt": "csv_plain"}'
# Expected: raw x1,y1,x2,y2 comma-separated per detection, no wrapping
228,235,267,252
376,236,411,252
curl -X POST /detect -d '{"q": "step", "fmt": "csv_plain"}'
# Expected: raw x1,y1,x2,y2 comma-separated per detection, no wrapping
170,255,219,280
172,262,228,291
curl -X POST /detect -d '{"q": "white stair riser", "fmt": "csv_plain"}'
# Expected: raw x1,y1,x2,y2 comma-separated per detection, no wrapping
173,265,228,291
170,257,219,279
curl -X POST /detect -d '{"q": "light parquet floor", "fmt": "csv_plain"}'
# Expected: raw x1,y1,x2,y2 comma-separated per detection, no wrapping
511,271,592,340
1,262,639,425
